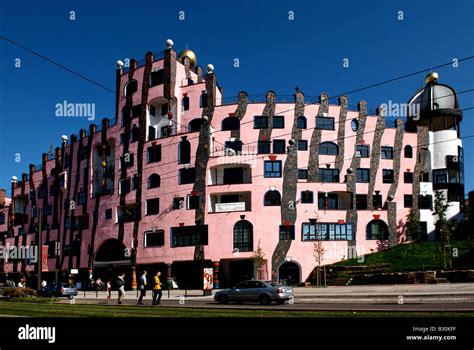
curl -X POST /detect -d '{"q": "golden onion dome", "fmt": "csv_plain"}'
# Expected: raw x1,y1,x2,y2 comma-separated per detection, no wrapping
425,72,439,85
178,49,197,67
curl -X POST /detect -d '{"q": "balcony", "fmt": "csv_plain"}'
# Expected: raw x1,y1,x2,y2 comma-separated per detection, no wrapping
117,204,139,223
209,165,252,186
210,192,251,213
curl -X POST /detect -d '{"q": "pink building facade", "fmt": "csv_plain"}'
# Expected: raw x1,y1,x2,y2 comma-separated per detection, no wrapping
0,41,464,288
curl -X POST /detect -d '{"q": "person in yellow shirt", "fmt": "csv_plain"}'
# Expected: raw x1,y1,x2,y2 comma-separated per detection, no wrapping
152,271,162,305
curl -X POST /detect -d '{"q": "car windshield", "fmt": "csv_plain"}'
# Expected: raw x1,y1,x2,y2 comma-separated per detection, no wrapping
267,282,282,287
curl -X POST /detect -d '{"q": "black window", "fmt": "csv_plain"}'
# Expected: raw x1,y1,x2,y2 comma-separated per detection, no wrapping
131,126,139,142
178,139,191,164
264,161,282,178
356,145,370,158
222,117,240,131
105,208,112,220
119,178,131,194
150,70,164,87
77,191,86,205
404,172,414,183
146,198,160,215
318,193,339,210
144,230,165,247
383,169,394,183
319,169,339,183
316,117,335,130
297,140,308,151
147,145,161,163
301,191,313,203
381,146,394,159
419,195,432,210
420,172,430,182
0,212,5,225
173,197,184,210
171,225,208,247
298,169,308,180
296,116,307,129
404,195,413,208
148,126,156,141
356,194,368,209
179,168,195,184
320,142,338,155
258,141,271,154
221,194,239,203
254,116,268,129
273,140,286,154
225,141,242,153
264,191,281,206
188,118,203,132
223,167,244,184
148,174,160,189
74,215,89,230
233,221,253,252
121,153,134,168
187,195,200,210
356,168,370,183
200,93,208,108
38,185,46,199
182,96,190,111
279,225,295,240
366,220,388,240
132,175,139,190
132,105,142,118
373,194,383,209
273,116,284,128
64,154,71,168
404,145,413,158
302,223,354,241
161,125,172,138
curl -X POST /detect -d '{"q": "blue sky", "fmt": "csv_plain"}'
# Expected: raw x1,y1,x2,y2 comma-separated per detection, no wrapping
1,0,473,196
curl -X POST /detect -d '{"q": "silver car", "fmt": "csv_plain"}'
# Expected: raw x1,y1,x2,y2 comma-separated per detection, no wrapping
214,280,294,305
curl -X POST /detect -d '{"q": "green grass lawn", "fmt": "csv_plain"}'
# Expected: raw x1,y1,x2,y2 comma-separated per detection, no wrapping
0,301,472,318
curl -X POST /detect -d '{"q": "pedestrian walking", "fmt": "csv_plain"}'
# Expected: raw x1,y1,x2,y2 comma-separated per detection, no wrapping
137,270,147,305
117,274,125,305
152,272,162,305
106,279,112,304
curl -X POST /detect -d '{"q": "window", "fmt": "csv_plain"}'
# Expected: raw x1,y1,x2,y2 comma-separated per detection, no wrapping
119,178,131,195
318,193,338,210
264,190,281,206
297,140,308,151
132,175,139,190
187,195,200,210
179,168,196,184
273,116,284,128
419,195,432,209
366,220,388,240
381,146,394,159
404,195,413,208
121,153,134,168
356,168,370,183
319,169,339,183
420,172,430,182
65,216,71,229
150,69,164,87
105,208,112,220
0,212,5,225
320,142,338,155
200,92,208,108
355,145,370,158
273,140,286,154
302,223,354,241
373,194,383,209
351,119,359,132
77,191,86,205
296,116,307,129
279,225,295,240
178,139,191,164
316,117,335,130
264,161,282,178
383,169,394,183
301,191,313,203
74,214,89,230
356,194,368,209
254,116,268,129
38,185,46,199
404,145,413,158
182,96,190,111
404,172,413,183
258,141,271,154
298,169,308,180
48,241,60,258
222,117,240,131
132,105,143,118
171,225,208,247
223,167,244,184
131,126,139,142
221,194,239,203
144,230,165,247
146,198,160,215
188,118,203,132
433,169,460,184
148,126,156,141
233,221,253,252
124,79,137,97
161,125,172,138
147,145,161,163
148,174,160,189
173,197,184,209
64,154,71,168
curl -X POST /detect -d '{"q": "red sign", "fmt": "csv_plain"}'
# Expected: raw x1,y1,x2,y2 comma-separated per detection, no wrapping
373,214,380,220
42,246,49,272
269,155,277,161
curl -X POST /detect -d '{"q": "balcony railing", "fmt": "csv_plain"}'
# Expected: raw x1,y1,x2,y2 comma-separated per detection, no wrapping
213,202,247,213
210,146,257,158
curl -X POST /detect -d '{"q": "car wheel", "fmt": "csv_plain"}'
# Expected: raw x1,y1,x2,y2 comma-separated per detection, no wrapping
259,294,271,305
68,296,74,300
217,294,228,304
276,300,286,305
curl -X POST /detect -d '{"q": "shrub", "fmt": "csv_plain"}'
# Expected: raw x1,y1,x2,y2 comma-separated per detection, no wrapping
3,287,37,299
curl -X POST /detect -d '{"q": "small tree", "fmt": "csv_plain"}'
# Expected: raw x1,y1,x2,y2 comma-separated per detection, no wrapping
313,240,325,287
405,209,420,241
433,191,455,269
252,240,266,279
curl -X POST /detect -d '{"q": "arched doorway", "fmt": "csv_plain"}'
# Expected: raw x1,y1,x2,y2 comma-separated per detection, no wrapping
278,261,300,286
93,239,131,286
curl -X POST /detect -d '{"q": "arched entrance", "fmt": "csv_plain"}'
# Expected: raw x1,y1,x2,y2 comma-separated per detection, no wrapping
93,239,131,285
278,261,301,286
